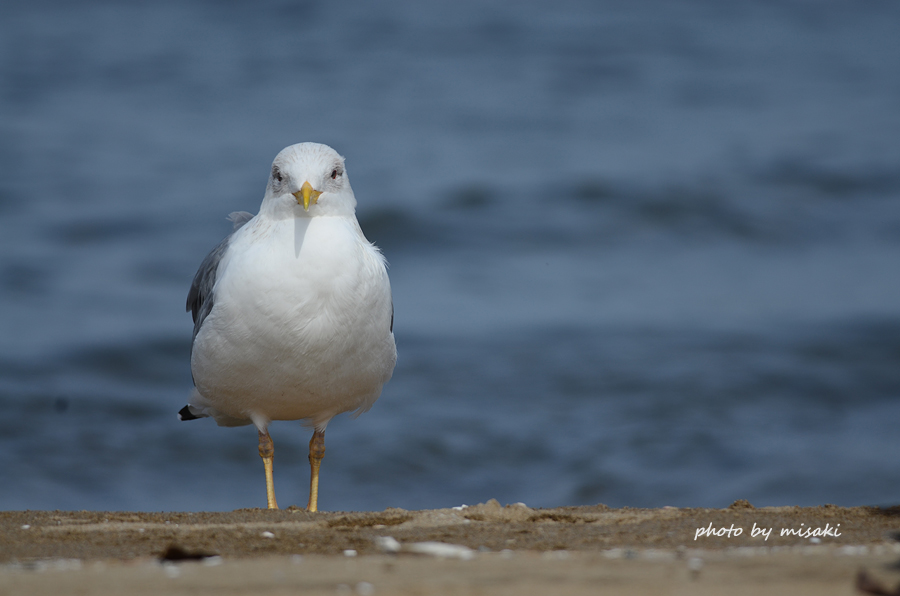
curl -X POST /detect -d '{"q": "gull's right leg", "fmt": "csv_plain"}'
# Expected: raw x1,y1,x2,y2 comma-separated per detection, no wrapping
258,429,278,510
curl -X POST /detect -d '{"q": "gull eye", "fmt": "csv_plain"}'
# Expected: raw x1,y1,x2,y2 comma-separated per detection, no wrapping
331,169,339,180
273,168,283,183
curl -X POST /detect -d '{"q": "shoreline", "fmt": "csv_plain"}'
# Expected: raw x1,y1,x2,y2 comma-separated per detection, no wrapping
3,501,900,594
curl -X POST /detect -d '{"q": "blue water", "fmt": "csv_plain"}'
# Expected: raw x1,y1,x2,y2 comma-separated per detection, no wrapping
2,0,900,512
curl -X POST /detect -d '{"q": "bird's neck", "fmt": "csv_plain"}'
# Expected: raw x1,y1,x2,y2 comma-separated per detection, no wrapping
259,195,356,220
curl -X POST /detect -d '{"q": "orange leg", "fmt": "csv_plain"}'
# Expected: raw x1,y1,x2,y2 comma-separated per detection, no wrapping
307,430,326,512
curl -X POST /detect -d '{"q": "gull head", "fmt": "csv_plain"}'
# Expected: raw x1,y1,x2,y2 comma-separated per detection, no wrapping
261,143,356,218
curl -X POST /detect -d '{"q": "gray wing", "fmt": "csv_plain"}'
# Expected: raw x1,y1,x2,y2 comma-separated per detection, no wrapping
186,236,230,345
186,212,254,345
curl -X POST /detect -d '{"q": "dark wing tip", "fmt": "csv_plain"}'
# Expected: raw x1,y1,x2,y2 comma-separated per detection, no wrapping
178,405,201,421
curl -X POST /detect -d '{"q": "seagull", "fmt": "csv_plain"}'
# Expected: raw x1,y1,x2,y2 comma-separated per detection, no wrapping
178,142,396,511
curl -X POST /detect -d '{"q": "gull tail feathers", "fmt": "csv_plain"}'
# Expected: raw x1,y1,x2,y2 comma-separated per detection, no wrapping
178,404,206,421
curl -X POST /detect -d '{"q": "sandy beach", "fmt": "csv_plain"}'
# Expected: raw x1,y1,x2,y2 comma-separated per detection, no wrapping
2,500,900,594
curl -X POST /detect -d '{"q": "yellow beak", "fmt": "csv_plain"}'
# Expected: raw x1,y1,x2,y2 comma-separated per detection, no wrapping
292,181,322,211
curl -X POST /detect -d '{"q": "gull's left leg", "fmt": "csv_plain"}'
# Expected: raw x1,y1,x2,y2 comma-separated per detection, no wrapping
258,429,278,509
307,429,326,512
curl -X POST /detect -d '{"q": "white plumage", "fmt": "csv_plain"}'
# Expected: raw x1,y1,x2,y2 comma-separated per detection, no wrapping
180,142,396,511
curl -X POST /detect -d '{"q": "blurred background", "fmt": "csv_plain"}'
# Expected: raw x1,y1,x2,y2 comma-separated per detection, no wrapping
1,0,899,512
